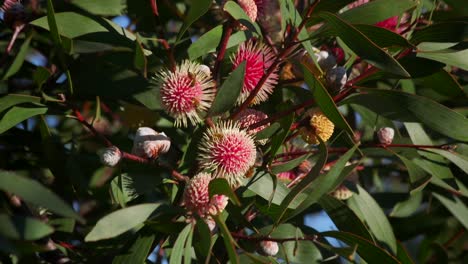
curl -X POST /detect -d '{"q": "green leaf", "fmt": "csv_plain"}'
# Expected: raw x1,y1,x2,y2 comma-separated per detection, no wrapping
0,214,54,241
319,195,374,242
3,35,32,80
45,0,62,44
0,107,48,134
267,105,294,162
390,191,423,218
223,1,261,34
342,88,468,141
303,66,355,137
421,70,467,98
255,123,281,140
48,218,75,233
208,61,245,116
245,172,292,206
187,25,248,60
339,0,418,25
288,147,359,220
0,171,82,221
177,0,212,41
429,149,468,175
396,241,415,264
71,0,126,16
433,194,468,230
32,12,135,41
394,154,431,193
209,178,241,206
348,185,397,253
318,12,410,77
322,231,400,264
214,215,239,264
411,22,468,44
0,94,43,113
113,233,156,264
417,44,468,71
270,154,310,174
85,203,160,241
353,24,412,48
194,220,212,259
134,39,147,77
276,142,328,223
170,223,193,264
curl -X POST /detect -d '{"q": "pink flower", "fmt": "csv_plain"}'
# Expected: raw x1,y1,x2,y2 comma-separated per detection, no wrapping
238,0,258,22
235,109,269,144
183,173,228,217
198,121,257,187
156,61,215,127
231,40,278,105
132,127,171,159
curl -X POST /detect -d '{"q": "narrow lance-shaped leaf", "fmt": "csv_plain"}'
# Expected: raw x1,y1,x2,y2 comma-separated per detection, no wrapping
85,203,160,241
177,0,213,41
318,11,410,77
0,107,48,134
214,215,239,264
170,223,193,264
208,61,245,116
348,185,397,253
0,171,83,222
433,194,468,230
0,214,54,241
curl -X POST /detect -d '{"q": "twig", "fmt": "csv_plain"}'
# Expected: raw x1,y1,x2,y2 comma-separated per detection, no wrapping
213,20,234,82
231,233,318,243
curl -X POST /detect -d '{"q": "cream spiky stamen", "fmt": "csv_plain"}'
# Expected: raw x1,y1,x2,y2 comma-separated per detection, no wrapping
198,121,257,187
231,40,278,105
156,61,215,127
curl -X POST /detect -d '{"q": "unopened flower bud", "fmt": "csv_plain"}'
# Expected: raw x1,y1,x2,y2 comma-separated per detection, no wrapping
208,194,229,216
316,50,337,71
326,66,347,93
331,185,353,200
132,127,171,159
377,127,395,145
198,64,212,77
205,218,217,233
142,132,171,159
260,240,279,256
98,146,121,167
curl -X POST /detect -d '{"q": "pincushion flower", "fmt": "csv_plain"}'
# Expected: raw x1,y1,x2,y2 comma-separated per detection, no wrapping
235,108,269,144
238,0,258,23
300,111,335,145
98,146,122,167
183,173,228,218
231,40,278,105
155,60,215,127
198,121,257,187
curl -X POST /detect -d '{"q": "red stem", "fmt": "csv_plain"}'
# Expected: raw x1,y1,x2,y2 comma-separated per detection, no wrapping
231,233,318,243
213,21,234,81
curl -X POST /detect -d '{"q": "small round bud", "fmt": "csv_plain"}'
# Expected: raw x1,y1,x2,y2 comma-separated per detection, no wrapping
205,218,217,233
331,185,353,200
260,240,279,256
377,127,395,145
208,194,229,216
316,50,337,71
326,66,347,93
98,146,121,167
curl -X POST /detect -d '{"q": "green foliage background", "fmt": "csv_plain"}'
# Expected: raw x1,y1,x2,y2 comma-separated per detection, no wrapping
0,0,467,263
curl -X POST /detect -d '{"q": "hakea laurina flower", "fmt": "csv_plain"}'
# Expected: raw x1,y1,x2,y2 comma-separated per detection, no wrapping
198,121,257,187
232,40,279,105
235,108,269,144
238,0,258,23
300,111,335,145
1,0,26,29
132,127,171,159
331,185,353,200
277,159,311,181
98,146,122,167
156,61,215,127
183,173,228,218
260,240,279,256
377,127,395,145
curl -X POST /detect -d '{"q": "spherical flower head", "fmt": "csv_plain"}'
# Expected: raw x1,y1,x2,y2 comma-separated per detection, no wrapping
183,173,229,217
208,194,229,215
260,240,279,256
235,109,269,144
300,111,335,145
331,185,353,200
156,60,215,127
232,40,278,105
98,146,121,167
377,127,395,145
238,0,258,23
198,121,257,187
